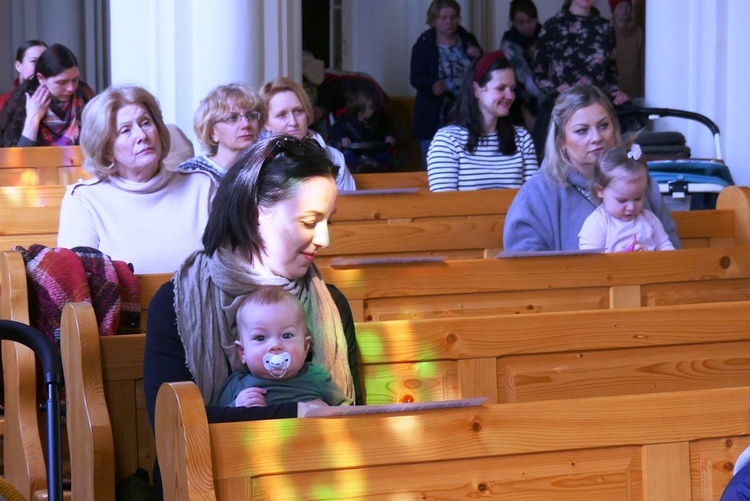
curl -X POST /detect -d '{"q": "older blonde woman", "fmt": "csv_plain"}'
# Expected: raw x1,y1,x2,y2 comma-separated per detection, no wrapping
260,76,356,191
177,83,264,185
57,85,215,274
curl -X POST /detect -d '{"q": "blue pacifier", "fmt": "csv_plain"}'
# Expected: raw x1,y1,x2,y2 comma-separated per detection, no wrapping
262,352,292,378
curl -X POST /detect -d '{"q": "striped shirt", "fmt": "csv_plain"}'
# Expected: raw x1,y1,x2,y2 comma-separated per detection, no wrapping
427,125,538,192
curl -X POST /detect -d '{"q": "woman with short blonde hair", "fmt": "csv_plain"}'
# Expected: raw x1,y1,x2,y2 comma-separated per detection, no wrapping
178,83,264,185
58,84,215,274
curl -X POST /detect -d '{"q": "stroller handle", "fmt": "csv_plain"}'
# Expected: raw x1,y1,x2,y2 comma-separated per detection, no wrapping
618,107,723,161
617,107,721,136
0,319,62,384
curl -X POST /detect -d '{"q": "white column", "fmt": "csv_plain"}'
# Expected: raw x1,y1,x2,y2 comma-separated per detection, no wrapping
109,0,301,151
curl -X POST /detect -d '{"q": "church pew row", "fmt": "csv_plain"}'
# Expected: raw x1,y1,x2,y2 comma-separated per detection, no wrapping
320,245,750,321
1,185,749,261
54,293,750,499
0,249,169,500
0,145,428,190
0,146,89,186
156,383,750,500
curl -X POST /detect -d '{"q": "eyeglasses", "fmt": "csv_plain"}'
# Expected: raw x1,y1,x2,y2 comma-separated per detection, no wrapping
216,110,262,125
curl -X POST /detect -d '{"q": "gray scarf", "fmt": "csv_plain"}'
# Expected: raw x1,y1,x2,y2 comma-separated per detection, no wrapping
173,247,354,404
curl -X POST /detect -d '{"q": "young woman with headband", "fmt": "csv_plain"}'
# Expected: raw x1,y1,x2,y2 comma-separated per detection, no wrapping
426,50,538,191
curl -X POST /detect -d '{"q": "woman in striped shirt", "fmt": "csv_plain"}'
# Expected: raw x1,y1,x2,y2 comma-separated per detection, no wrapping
426,50,538,192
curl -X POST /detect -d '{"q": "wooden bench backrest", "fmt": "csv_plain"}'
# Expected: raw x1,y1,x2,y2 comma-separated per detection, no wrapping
351,171,427,190
0,146,90,186
321,245,750,321
60,296,750,499
357,300,750,405
1,185,747,258
156,383,750,500
0,246,170,500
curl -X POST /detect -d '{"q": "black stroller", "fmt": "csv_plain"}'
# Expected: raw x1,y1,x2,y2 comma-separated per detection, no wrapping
0,320,64,501
619,107,734,211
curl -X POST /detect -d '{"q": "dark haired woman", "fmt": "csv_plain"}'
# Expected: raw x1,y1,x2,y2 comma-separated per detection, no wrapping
0,40,47,112
426,51,538,192
0,43,95,147
500,0,541,128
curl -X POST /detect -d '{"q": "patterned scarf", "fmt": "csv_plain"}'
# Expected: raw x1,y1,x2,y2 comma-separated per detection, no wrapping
37,82,95,146
173,247,354,404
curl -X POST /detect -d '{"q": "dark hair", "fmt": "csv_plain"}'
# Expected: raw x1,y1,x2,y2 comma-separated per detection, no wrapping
426,0,461,25
202,134,340,256
592,144,649,200
446,53,517,155
510,0,538,21
15,40,47,64
0,43,85,147
344,90,375,121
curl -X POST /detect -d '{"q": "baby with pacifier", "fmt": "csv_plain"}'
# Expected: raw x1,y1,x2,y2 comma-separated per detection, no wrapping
210,285,352,408
579,144,675,253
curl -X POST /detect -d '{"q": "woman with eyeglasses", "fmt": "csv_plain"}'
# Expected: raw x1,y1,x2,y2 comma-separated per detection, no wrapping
144,134,362,495
260,76,356,191
177,83,264,185
57,85,215,273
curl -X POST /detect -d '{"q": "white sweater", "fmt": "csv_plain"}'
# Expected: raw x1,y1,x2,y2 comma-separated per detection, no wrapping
58,167,215,274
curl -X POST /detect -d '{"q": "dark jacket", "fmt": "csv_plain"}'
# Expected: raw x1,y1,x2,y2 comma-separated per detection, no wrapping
409,26,482,140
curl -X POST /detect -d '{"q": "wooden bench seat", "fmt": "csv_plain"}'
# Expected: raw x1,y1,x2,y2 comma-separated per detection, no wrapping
0,146,89,186
156,383,750,500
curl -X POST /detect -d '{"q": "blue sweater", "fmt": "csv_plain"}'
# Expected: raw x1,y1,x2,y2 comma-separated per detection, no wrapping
503,169,681,251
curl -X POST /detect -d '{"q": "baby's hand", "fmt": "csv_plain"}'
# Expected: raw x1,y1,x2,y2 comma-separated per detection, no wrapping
234,387,267,407
341,137,352,148
385,135,396,146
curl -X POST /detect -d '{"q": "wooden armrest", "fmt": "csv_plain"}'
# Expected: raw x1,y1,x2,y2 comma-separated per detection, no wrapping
60,302,116,500
156,382,215,501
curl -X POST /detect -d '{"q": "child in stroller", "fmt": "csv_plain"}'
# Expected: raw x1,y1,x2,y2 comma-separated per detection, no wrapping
329,88,396,173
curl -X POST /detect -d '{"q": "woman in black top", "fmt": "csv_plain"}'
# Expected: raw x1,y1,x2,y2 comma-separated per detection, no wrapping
143,134,363,492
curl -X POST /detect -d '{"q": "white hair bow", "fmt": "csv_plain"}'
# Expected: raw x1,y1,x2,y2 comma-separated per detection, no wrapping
627,144,643,160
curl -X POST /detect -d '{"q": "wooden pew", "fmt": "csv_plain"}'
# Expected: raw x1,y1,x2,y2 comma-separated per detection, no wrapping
351,171,427,190
0,146,90,186
321,245,750,321
1,184,748,258
59,295,750,499
156,383,750,500
0,247,170,500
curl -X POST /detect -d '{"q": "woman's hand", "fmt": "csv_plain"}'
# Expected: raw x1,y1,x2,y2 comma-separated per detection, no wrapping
432,81,447,96
611,90,630,106
466,46,481,58
297,398,328,417
26,84,51,123
341,137,352,148
234,387,267,407
385,135,397,146
21,84,52,142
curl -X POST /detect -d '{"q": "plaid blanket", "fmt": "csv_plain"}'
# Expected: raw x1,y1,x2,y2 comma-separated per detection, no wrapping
17,244,140,346
37,81,96,146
